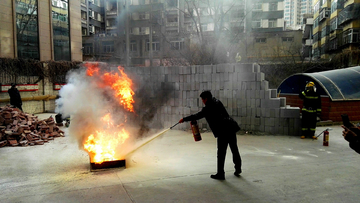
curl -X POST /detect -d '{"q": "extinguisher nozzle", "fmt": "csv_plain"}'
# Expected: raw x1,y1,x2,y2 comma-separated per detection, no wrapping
170,122,180,129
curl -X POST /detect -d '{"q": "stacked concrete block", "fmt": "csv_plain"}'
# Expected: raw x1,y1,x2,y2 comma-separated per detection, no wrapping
128,63,301,136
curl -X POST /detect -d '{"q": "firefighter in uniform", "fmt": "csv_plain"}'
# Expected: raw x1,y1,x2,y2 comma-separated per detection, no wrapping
299,82,321,139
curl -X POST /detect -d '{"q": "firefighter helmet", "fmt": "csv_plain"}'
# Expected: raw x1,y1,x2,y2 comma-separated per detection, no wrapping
306,82,315,87
305,81,316,92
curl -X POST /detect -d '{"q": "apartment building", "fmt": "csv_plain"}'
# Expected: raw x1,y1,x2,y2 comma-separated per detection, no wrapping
248,0,285,33
0,0,82,61
284,0,313,30
301,14,314,59
80,0,293,66
312,0,360,59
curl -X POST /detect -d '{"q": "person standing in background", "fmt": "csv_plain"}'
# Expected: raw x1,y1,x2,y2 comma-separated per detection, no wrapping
8,83,23,112
299,82,321,139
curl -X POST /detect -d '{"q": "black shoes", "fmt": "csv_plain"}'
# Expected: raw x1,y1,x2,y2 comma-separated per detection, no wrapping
234,169,242,177
210,173,225,180
210,170,242,180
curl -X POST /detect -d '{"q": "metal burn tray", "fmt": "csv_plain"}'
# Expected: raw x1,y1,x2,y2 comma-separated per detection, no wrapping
90,159,126,171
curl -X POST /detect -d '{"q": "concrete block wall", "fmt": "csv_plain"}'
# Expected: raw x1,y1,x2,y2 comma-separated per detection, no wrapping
127,63,301,136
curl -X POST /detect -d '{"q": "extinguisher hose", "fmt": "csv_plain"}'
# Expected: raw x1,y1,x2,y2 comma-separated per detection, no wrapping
170,122,180,129
315,128,331,139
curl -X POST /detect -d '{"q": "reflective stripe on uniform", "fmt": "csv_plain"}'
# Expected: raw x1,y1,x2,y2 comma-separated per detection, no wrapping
302,91,319,99
302,108,317,113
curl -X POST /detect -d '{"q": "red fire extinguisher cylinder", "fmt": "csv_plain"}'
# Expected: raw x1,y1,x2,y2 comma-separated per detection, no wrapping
323,130,329,146
190,120,202,142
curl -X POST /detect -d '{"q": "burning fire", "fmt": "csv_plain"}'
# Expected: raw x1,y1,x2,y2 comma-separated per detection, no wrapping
84,113,129,163
83,63,135,164
85,63,135,112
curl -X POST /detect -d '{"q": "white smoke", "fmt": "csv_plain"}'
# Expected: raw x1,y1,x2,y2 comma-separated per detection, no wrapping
55,66,138,159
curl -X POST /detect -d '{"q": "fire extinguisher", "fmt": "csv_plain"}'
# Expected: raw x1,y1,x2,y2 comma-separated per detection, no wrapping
323,129,329,146
190,120,202,142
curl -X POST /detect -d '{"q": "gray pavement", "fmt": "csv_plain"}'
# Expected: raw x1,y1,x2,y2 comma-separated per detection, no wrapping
1,114,359,203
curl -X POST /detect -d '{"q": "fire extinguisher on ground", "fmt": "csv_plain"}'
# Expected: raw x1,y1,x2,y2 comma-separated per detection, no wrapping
190,120,202,142
323,129,329,146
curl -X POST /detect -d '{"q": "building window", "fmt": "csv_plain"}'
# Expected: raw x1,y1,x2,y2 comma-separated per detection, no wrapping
52,0,70,61
146,40,160,51
268,19,277,28
83,43,93,54
201,23,208,31
269,3,277,11
103,41,114,53
255,38,266,43
16,0,40,60
130,40,137,52
252,20,261,28
167,0,178,8
82,27,87,36
170,41,184,50
282,37,294,42
253,3,262,10
200,7,209,16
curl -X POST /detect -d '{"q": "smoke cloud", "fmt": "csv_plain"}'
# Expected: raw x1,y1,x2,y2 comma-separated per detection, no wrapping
56,63,174,159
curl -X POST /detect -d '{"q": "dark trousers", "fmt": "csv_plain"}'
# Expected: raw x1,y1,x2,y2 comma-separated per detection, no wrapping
301,111,317,137
11,102,23,112
217,132,242,174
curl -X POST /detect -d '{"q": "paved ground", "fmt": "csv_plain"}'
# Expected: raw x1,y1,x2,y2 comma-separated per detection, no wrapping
1,113,359,203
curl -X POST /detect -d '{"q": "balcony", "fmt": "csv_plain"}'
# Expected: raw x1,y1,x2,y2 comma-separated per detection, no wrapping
338,3,360,25
305,39,313,46
106,10,117,16
166,22,178,27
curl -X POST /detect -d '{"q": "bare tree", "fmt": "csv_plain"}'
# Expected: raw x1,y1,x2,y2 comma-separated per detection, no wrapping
157,0,247,65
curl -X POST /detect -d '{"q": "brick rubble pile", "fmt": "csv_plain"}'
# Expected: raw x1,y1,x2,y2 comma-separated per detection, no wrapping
0,106,65,147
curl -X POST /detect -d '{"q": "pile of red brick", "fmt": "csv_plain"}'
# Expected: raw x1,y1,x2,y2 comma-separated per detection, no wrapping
0,106,65,147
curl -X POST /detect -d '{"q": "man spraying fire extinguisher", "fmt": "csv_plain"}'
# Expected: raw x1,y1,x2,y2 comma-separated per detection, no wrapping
179,90,242,180
299,81,321,139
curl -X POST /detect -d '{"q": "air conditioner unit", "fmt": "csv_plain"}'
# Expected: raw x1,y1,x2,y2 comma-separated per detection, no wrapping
88,0,93,3
99,33,105,37
325,10,330,18
111,33,118,36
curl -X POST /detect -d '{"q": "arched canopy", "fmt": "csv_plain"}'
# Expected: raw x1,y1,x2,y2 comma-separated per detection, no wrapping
277,66,360,101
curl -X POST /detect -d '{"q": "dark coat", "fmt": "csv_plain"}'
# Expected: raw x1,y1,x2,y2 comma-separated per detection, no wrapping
183,97,230,137
8,87,22,106
345,131,360,154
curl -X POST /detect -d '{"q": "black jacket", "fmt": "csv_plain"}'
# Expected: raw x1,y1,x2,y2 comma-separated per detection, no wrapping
183,97,230,137
345,133,360,154
8,87,22,106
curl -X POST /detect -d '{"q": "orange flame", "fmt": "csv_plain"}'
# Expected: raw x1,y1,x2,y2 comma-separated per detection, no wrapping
85,63,135,112
84,113,129,163
83,63,135,163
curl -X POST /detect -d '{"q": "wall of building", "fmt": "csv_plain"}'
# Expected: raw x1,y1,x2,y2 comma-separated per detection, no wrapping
0,0,82,61
0,63,301,135
0,1,15,58
125,63,301,135
69,0,83,61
